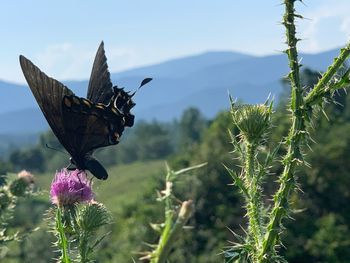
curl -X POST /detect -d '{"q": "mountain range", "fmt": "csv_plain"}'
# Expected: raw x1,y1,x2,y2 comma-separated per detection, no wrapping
0,48,343,137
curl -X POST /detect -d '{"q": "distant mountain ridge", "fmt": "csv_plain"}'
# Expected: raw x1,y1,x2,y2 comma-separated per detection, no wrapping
0,48,343,135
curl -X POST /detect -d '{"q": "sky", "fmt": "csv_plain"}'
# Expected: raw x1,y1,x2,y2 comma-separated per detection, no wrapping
1,0,350,84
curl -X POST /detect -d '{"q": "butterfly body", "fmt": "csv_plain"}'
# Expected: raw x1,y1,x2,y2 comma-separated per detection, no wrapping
20,42,151,180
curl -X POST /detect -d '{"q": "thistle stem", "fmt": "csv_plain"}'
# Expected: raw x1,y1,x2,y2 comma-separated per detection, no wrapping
258,1,304,261
56,208,71,263
151,201,193,263
245,143,263,250
305,42,350,106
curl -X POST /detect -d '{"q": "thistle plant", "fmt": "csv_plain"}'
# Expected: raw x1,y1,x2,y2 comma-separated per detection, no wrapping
0,170,35,259
224,101,275,262
49,169,112,263
140,162,206,263
225,1,350,262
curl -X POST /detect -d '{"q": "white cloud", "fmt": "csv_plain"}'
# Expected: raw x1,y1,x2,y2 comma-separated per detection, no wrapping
300,1,350,52
106,47,138,73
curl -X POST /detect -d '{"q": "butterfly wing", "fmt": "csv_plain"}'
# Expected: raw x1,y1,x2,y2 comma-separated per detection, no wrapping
112,87,136,127
19,56,77,156
20,54,134,180
62,95,128,148
62,95,128,179
87,41,114,104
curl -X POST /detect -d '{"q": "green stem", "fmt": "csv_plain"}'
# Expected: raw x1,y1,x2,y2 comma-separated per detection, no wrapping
245,143,263,251
151,201,193,263
150,211,174,263
56,208,71,263
305,42,350,106
258,1,304,261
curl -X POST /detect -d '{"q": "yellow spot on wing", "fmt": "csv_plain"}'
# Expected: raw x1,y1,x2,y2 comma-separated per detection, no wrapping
82,99,92,107
95,104,105,109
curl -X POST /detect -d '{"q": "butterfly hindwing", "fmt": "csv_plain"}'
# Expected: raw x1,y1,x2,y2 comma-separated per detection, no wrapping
62,95,122,157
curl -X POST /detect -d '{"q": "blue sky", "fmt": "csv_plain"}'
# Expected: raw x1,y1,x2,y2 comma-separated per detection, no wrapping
1,0,350,83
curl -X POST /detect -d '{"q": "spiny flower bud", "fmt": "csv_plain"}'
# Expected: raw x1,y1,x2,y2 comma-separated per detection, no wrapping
17,170,35,185
77,202,111,232
9,178,30,197
231,102,272,144
178,200,194,221
9,170,35,197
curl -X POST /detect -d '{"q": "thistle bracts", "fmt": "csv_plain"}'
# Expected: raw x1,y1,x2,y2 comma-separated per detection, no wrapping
230,100,272,145
76,203,112,263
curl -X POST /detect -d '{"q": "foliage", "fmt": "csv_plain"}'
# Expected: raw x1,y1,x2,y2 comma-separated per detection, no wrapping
179,107,208,151
0,171,36,260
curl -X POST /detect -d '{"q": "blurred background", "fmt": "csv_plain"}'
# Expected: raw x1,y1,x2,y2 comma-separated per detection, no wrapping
1,1,350,262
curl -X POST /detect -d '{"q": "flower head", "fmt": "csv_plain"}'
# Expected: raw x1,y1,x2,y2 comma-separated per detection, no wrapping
231,102,272,144
17,170,35,184
9,170,35,196
50,169,94,207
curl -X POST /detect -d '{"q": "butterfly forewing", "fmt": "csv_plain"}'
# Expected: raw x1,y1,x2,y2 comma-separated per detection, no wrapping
19,56,77,156
87,41,114,104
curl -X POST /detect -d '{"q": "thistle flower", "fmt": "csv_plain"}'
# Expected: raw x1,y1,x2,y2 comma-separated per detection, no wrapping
50,169,94,207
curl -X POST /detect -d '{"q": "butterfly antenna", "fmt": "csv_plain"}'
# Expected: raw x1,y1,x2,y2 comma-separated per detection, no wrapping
131,77,153,97
45,144,70,156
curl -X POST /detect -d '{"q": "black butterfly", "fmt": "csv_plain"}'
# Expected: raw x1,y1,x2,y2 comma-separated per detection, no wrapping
20,42,152,180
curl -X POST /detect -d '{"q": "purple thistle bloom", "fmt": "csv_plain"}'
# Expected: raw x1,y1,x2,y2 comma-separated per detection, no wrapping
50,169,94,206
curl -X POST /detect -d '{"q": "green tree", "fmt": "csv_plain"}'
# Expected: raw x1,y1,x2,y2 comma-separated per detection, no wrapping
132,121,174,160
9,148,45,172
179,108,207,151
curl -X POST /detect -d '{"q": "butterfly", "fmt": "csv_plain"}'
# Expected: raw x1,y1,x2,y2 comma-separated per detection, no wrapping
20,41,152,180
